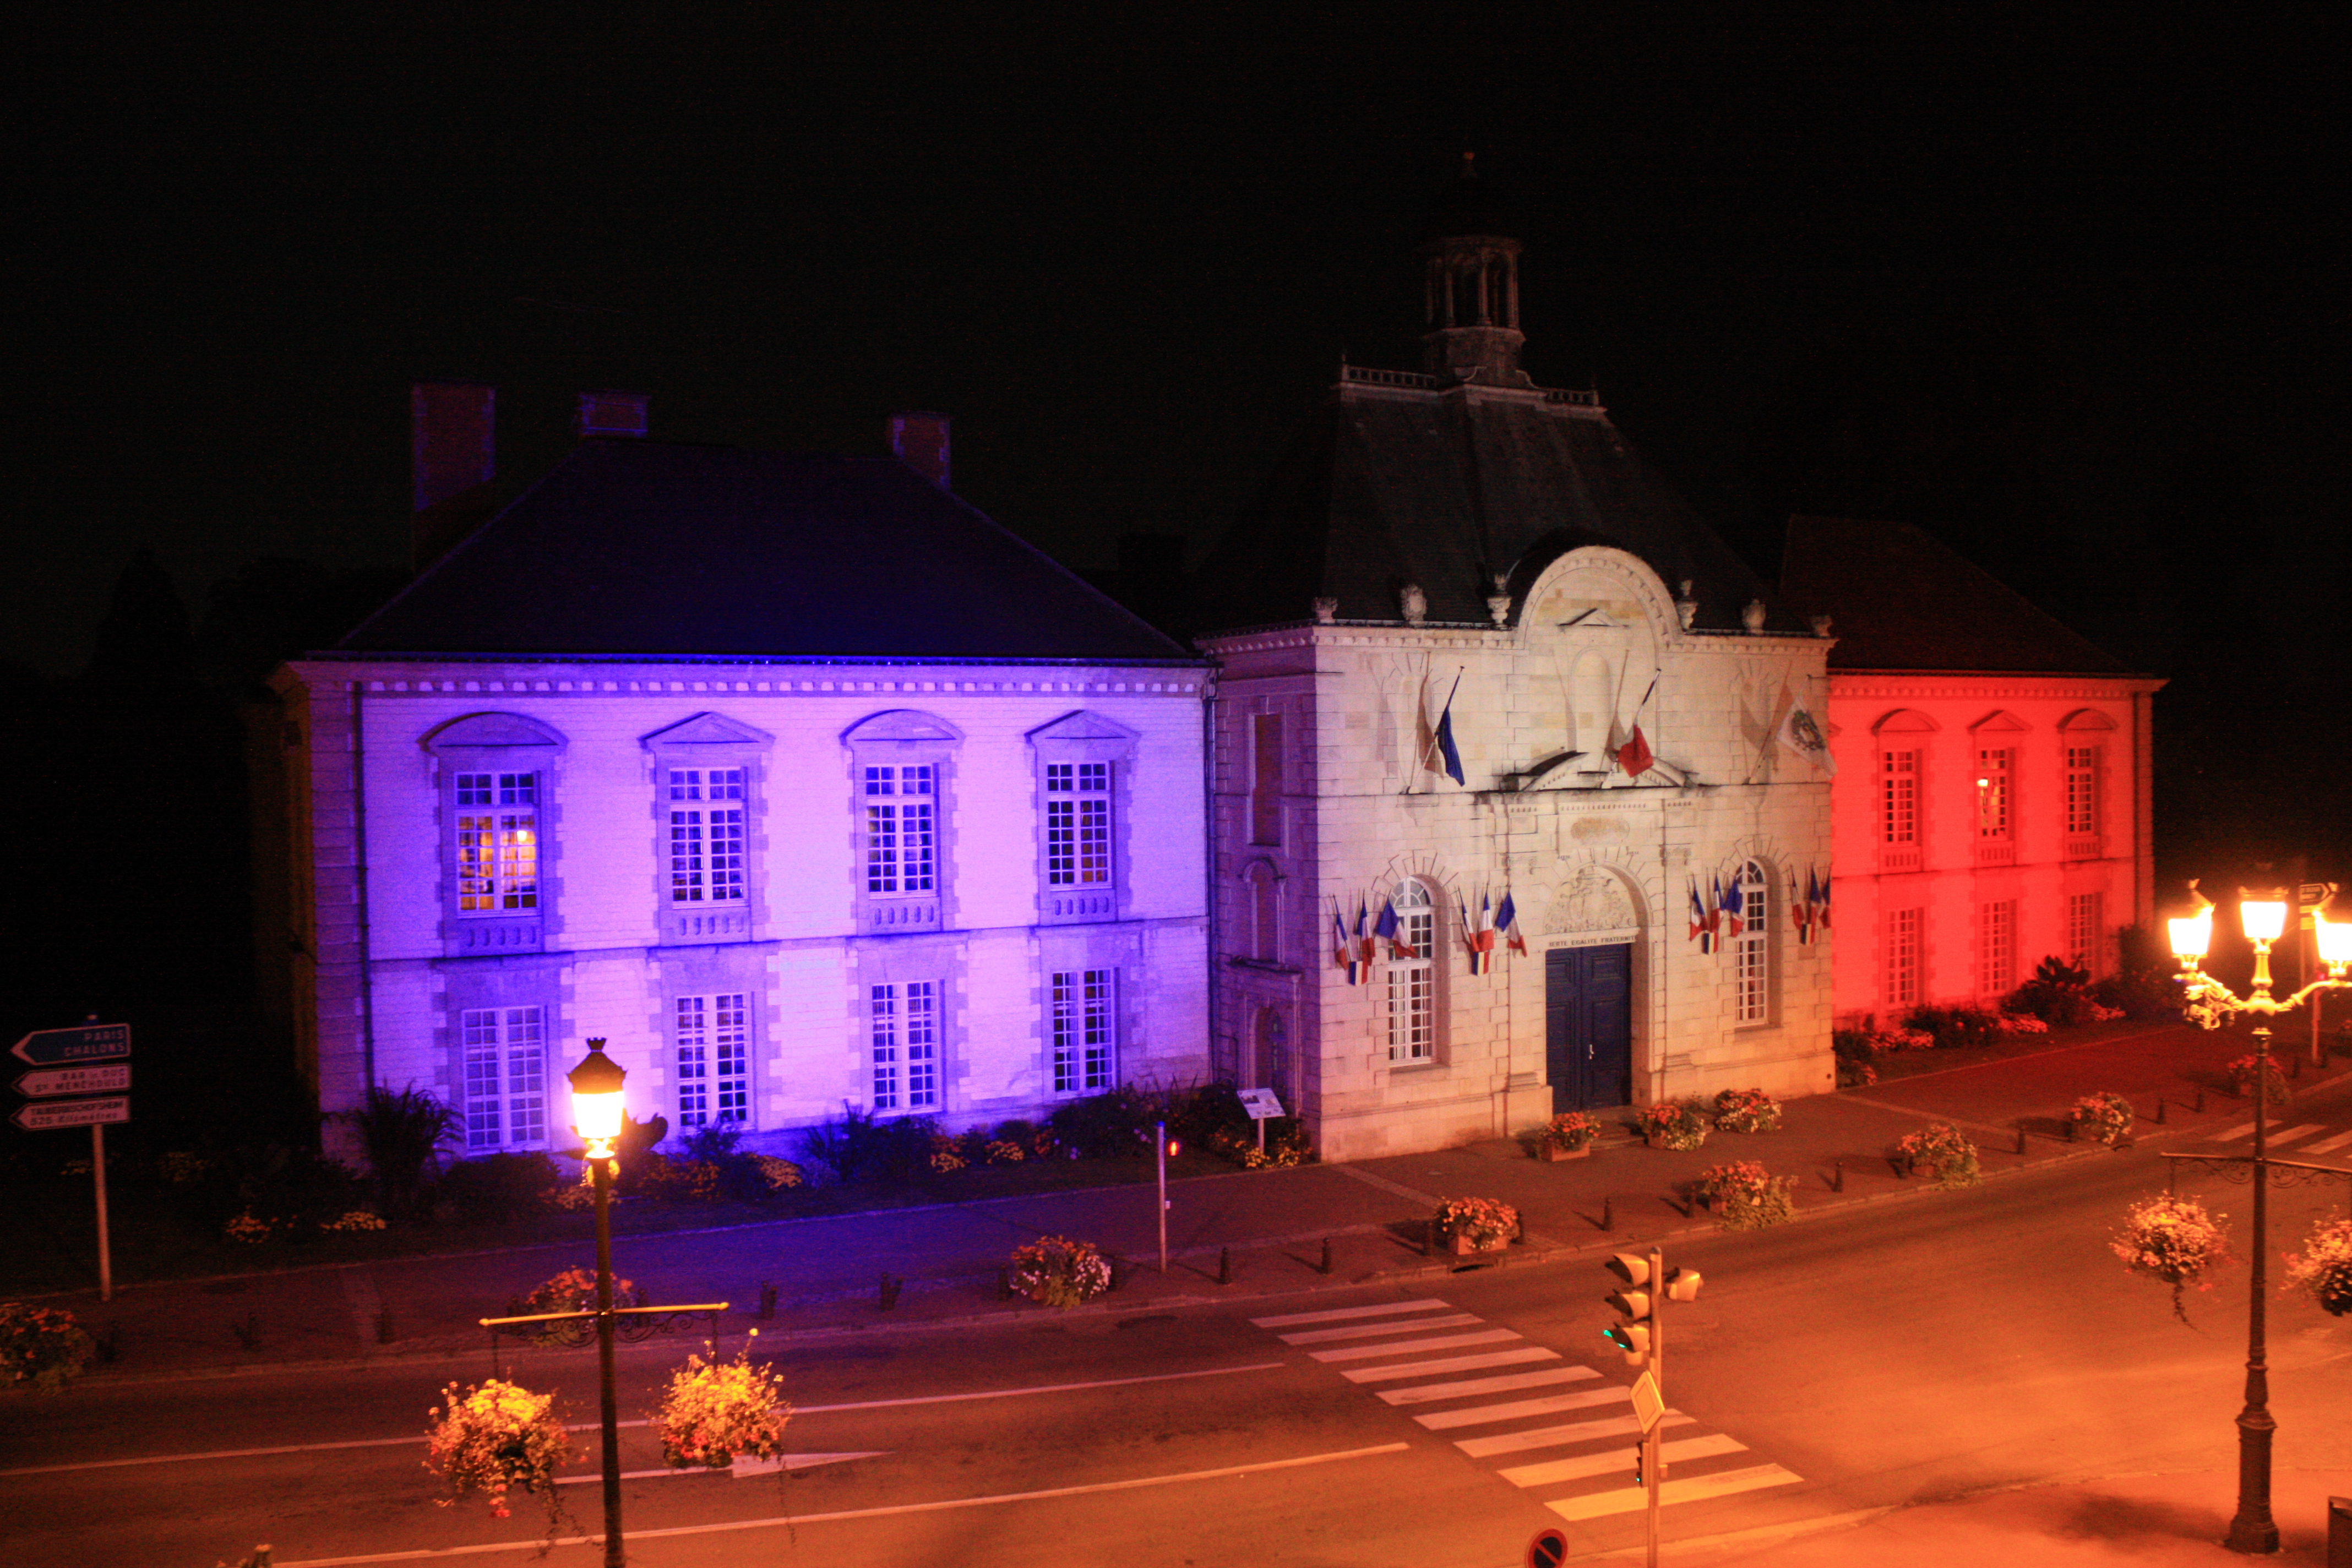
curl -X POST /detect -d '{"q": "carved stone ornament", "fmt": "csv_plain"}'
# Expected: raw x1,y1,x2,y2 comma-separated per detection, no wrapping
1400,583,1428,626
1485,594,1511,627
1543,865,1640,934
1742,598,1768,632
1675,581,1698,631
1810,613,1833,638
1313,596,1339,625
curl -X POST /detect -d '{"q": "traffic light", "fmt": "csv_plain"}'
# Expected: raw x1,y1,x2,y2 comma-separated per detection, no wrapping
1603,1252,1653,1365
1664,1266,1702,1302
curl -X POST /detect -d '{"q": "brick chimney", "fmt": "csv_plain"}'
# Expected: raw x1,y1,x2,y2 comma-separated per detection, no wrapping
889,411,950,489
576,390,650,439
411,382,495,513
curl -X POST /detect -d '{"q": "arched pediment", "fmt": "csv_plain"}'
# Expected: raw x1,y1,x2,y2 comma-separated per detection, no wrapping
2060,708,2119,733
1969,710,2030,734
842,709,964,745
421,711,565,752
1027,710,1139,744
1871,708,1939,735
641,711,775,750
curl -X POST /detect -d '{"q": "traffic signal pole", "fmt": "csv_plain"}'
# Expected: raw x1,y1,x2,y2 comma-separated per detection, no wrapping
1603,1244,1700,1568
1644,1244,1663,1568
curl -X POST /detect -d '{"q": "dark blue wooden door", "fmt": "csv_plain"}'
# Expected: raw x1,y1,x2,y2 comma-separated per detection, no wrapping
1545,944,1632,1110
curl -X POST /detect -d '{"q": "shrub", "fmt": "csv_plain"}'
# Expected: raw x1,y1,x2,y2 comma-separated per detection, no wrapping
2070,1092,2135,1146
1637,1100,1709,1151
798,1104,940,1185
0,1303,96,1393
1008,1235,1113,1307
750,1154,804,1192
338,1084,461,1220
1696,1160,1795,1229
1240,1119,1313,1168
2005,956,2099,1027
1896,1121,1981,1188
437,1152,564,1224
655,1352,792,1468
425,1379,574,1523
1901,1004,2005,1050
1831,1028,1881,1088
1711,1087,1782,1134
1434,1196,1520,1246
1048,1086,1164,1159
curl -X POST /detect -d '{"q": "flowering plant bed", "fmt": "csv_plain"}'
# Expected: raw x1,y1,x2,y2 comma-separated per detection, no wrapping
2228,1053,2291,1106
2284,1217,2352,1316
1434,1196,1519,1249
2068,1092,2135,1146
0,1303,96,1393
2113,1194,2230,1321
424,1379,574,1522
1694,1161,1796,1229
656,1352,792,1468
1538,1111,1600,1156
1008,1235,1112,1307
1637,1100,1710,1151
1711,1088,1782,1134
1894,1121,1981,1189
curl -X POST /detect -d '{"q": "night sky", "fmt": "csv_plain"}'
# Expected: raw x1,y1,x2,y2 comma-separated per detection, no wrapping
14,8,2340,704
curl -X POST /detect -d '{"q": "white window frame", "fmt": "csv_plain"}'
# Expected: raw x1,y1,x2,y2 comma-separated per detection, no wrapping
1030,712,1139,924
870,980,943,1113
1050,968,1117,1094
1386,880,1438,1063
1980,899,2017,997
1733,860,1772,1026
1881,749,1919,844
666,766,748,906
675,992,750,1131
1886,907,1923,1010
2068,890,2105,973
644,712,772,945
845,711,961,935
1975,748,2013,841
425,712,565,957
2066,744,2102,836
460,1004,548,1152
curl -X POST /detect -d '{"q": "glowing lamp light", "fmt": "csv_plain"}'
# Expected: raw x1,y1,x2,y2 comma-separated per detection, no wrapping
568,1038,628,1154
2316,917,2352,969
2169,910,2213,963
2239,898,2289,944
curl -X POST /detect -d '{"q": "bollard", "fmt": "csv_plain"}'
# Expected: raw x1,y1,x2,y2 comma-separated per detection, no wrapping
1217,1246,1233,1286
2291,1053,2305,1080
375,1308,395,1345
877,1272,901,1311
1424,1218,1436,1258
2327,1494,2349,1568
998,1267,1014,1300
95,1322,119,1364
758,1281,778,1320
2154,1098,2167,1125
1319,1237,1333,1275
2195,1090,2206,1113
232,1313,261,1351
1600,1195,1614,1232
1832,1160,1845,1193
2017,1126,2029,1155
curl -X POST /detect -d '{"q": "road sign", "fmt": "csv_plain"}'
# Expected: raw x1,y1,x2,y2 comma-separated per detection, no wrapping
1527,1528,1567,1568
16,1063,132,1098
13,1096,130,1131
1630,1369,1665,1433
12,1023,132,1067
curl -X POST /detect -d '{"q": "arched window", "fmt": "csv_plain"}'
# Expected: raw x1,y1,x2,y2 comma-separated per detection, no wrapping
1733,860,1772,1026
1386,880,1439,1063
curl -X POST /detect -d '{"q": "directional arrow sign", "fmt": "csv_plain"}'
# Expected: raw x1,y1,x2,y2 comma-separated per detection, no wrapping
12,1023,132,1067
17,1063,132,1098
13,1096,130,1131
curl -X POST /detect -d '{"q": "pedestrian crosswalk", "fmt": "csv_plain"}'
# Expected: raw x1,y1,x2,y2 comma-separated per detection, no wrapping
2204,1120,2352,1155
1251,1298,1801,1529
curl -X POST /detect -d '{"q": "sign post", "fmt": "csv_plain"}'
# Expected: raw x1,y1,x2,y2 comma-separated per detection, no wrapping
12,1021,132,1301
1237,1086,1285,1157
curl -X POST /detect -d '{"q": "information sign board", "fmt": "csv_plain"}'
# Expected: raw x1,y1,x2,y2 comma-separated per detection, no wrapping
1237,1087,1286,1120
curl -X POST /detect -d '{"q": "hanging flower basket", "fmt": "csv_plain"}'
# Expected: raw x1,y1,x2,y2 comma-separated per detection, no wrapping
1008,1235,1112,1308
656,1352,792,1468
1537,1111,1599,1160
1711,1087,1782,1134
1637,1101,1710,1151
1894,1121,1981,1189
424,1379,574,1522
2284,1217,2352,1317
1435,1196,1519,1254
2068,1092,2135,1146
2113,1194,2231,1323
0,1303,96,1394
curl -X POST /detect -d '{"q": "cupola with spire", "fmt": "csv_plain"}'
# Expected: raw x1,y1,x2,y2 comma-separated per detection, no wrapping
1419,153,1531,388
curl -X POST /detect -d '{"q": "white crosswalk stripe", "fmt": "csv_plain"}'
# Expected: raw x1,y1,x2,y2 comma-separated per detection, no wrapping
2268,1123,2325,1146
2305,1128,2352,1155
1250,1298,1803,1529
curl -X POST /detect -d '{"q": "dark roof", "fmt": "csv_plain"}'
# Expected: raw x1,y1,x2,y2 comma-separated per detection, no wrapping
1194,386,1795,635
335,440,1194,663
1778,514,2135,674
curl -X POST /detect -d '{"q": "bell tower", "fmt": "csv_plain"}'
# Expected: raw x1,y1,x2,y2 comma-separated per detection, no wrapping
1419,153,1531,388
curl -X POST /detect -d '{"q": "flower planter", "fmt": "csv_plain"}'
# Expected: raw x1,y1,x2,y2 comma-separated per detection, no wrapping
1539,1142,1592,1162
1448,1231,1509,1259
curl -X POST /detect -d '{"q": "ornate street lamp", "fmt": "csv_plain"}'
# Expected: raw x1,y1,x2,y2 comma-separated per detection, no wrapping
567,1040,629,1568
2165,883,2352,1554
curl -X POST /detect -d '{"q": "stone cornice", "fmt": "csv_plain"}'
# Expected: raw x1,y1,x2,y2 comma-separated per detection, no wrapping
285,660,1208,699
1830,671,2164,700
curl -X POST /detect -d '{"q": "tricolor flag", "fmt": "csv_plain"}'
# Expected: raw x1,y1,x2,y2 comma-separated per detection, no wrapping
1789,872,1814,945
1433,674,1467,786
1355,900,1376,970
1616,674,1659,778
1719,874,1745,940
1689,879,1712,951
1333,900,1360,981
1496,890,1526,955
1375,897,1417,959
1812,868,1831,932
1468,893,1498,975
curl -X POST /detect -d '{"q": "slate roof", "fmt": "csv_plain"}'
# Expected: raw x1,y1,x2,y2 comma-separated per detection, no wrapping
1194,385,1796,636
1778,514,2135,674
334,439,1194,663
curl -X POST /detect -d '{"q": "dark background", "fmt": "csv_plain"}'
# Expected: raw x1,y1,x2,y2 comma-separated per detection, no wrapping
6,4,2343,1110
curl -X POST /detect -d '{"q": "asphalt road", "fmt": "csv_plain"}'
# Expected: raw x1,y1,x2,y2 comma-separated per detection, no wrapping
5,1106,2348,1568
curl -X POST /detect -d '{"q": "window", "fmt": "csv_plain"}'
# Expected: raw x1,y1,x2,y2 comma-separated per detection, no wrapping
455,772,540,912
871,981,941,1112
1250,713,1283,846
675,994,749,1130
864,765,937,895
1386,881,1436,1063
1975,749,2012,840
2066,746,2102,836
2069,891,2106,972
1046,762,1113,888
1881,750,1919,844
1050,969,1115,1094
1886,908,1922,1010
1245,862,1281,963
461,1005,547,1151
667,769,746,904
1733,861,1771,1025
1980,900,2017,996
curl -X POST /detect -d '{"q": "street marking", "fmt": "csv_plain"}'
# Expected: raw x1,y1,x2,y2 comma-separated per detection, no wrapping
1379,1366,1597,1407
1455,1411,1692,1457
2305,1128,2352,1154
2267,1123,2324,1146
1340,1347,1559,1383
1310,1328,1523,1362
1279,1312,1484,1344
0,1363,1283,1479
1412,1383,1620,1428
1251,1298,1451,1328
2213,1121,2258,1142
555,1451,880,1484
268,1442,1415,1565
1545,1462,1803,1521
1503,1431,1745,1488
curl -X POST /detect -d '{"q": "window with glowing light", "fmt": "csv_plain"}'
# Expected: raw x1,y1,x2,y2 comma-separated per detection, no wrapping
461,1005,547,1151
455,772,540,912
674,993,749,1130
1975,749,2012,840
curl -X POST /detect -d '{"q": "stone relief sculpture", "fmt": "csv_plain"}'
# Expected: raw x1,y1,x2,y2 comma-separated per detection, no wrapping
1542,864,1641,934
